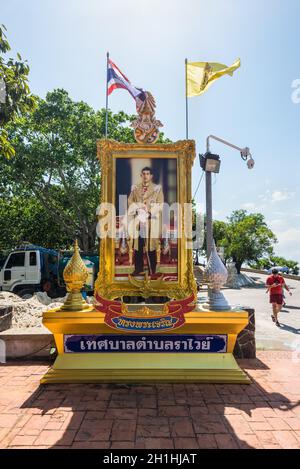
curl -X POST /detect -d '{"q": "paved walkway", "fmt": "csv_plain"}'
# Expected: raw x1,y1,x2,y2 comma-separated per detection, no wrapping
222,273,300,351
0,352,300,449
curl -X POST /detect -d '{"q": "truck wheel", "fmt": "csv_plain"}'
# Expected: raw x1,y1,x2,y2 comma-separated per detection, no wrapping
17,289,35,300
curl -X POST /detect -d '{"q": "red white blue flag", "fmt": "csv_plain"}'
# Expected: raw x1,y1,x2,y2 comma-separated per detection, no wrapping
107,59,146,103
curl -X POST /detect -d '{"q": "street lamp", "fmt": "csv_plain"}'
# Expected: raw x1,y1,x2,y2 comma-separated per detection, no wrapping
199,135,255,312
200,152,221,173
201,135,255,260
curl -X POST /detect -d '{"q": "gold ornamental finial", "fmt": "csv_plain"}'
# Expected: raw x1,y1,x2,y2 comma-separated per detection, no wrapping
131,91,163,144
60,239,90,312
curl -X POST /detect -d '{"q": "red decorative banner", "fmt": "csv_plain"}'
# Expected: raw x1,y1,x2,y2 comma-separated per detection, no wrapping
94,293,195,333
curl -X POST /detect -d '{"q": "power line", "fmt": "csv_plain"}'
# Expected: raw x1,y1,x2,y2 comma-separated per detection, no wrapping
193,170,205,200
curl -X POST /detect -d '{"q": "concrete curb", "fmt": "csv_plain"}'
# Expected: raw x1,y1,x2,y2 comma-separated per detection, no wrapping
242,268,300,281
0,328,54,359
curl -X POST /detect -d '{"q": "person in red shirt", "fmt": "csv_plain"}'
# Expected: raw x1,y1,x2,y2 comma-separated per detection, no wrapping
266,268,292,326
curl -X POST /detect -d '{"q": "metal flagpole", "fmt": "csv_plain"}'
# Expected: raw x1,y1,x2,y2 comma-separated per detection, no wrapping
105,51,109,138
185,58,189,139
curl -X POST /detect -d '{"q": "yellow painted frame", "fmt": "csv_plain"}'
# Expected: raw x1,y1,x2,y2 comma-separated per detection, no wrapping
94,139,197,300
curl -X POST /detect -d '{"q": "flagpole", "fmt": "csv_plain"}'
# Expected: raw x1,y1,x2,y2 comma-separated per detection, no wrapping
105,51,109,138
185,58,189,139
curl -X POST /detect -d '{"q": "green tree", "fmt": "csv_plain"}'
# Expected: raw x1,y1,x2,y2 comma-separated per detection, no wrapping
0,25,36,158
194,215,228,261
250,256,299,275
0,195,74,253
269,256,299,275
1,89,169,252
212,220,229,260
214,210,277,273
248,257,271,270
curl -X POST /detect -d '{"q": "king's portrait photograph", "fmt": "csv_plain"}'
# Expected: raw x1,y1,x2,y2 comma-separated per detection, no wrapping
114,157,178,281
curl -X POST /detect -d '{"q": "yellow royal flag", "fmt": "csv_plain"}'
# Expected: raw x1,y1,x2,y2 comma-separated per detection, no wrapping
186,58,241,97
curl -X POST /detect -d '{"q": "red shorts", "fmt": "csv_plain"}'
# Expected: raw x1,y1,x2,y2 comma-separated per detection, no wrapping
270,294,283,305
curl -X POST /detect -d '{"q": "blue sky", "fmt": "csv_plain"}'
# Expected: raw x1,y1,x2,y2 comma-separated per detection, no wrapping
2,0,300,262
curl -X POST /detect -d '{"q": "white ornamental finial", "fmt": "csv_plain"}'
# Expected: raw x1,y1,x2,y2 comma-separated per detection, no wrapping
202,240,231,311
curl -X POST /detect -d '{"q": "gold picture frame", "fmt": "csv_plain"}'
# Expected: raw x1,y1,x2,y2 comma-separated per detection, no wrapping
94,139,197,300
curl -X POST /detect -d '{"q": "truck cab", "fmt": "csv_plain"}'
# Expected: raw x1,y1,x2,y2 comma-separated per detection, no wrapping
0,244,60,299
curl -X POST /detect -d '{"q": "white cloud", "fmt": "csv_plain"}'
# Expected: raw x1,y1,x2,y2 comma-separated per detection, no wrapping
271,190,295,202
275,228,300,263
242,202,256,210
258,190,271,202
258,189,295,204
269,219,286,230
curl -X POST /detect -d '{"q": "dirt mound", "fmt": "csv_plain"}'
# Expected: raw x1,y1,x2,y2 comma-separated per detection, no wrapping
0,291,64,328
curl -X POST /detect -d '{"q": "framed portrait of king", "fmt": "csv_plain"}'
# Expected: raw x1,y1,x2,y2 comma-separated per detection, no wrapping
95,139,197,300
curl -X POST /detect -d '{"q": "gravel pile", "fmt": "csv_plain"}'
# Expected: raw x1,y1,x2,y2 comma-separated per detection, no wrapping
0,291,65,328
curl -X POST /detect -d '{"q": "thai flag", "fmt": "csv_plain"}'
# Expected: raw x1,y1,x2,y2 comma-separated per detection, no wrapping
107,59,146,103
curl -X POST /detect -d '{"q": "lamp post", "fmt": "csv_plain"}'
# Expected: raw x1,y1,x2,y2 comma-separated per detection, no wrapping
201,135,254,260
200,152,221,259
200,135,255,311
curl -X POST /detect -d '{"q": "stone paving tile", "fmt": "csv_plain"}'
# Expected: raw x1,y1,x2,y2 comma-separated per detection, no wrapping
170,417,195,437
10,435,38,446
214,433,239,449
105,408,137,419
1,352,300,449
266,417,292,431
60,411,86,431
0,413,22,428
138,408,157,417
273,430,300,449
136,423,170,439
135,437,174,449
197,434,218,449
284,418,300,431
222,414,254,435
193,415,229,434
34,429,77,446
137,416,168,426
1,427,25,448
254,430,282,449
111,420,136,441
72,441,110,449
236,433,263,449
84,411,105,420
294,431,300,443
173,437,199,449
111,441,135,449
75,419,113,442
158,405,189,417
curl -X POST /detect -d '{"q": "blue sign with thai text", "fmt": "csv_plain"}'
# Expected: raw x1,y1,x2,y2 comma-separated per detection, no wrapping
64,334,227,353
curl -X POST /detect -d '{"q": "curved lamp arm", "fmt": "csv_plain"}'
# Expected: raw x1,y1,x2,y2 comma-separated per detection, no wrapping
206,134,254,169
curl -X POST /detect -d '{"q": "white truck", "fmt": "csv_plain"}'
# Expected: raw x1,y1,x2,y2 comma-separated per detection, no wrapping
0,244,97,299
0,244,62,299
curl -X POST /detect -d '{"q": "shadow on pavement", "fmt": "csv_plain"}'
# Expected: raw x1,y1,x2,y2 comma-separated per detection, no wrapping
278,323,300,334
16,356,300,450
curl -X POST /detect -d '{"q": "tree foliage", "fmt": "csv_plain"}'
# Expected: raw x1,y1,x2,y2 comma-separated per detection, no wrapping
0,195,74,254
212,209,277,273
0,25,36,158
1,88,169,253
250,256,299,275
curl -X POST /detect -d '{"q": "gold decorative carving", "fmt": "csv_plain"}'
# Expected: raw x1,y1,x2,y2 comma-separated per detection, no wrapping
131,92,163,144
60,240,90,312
